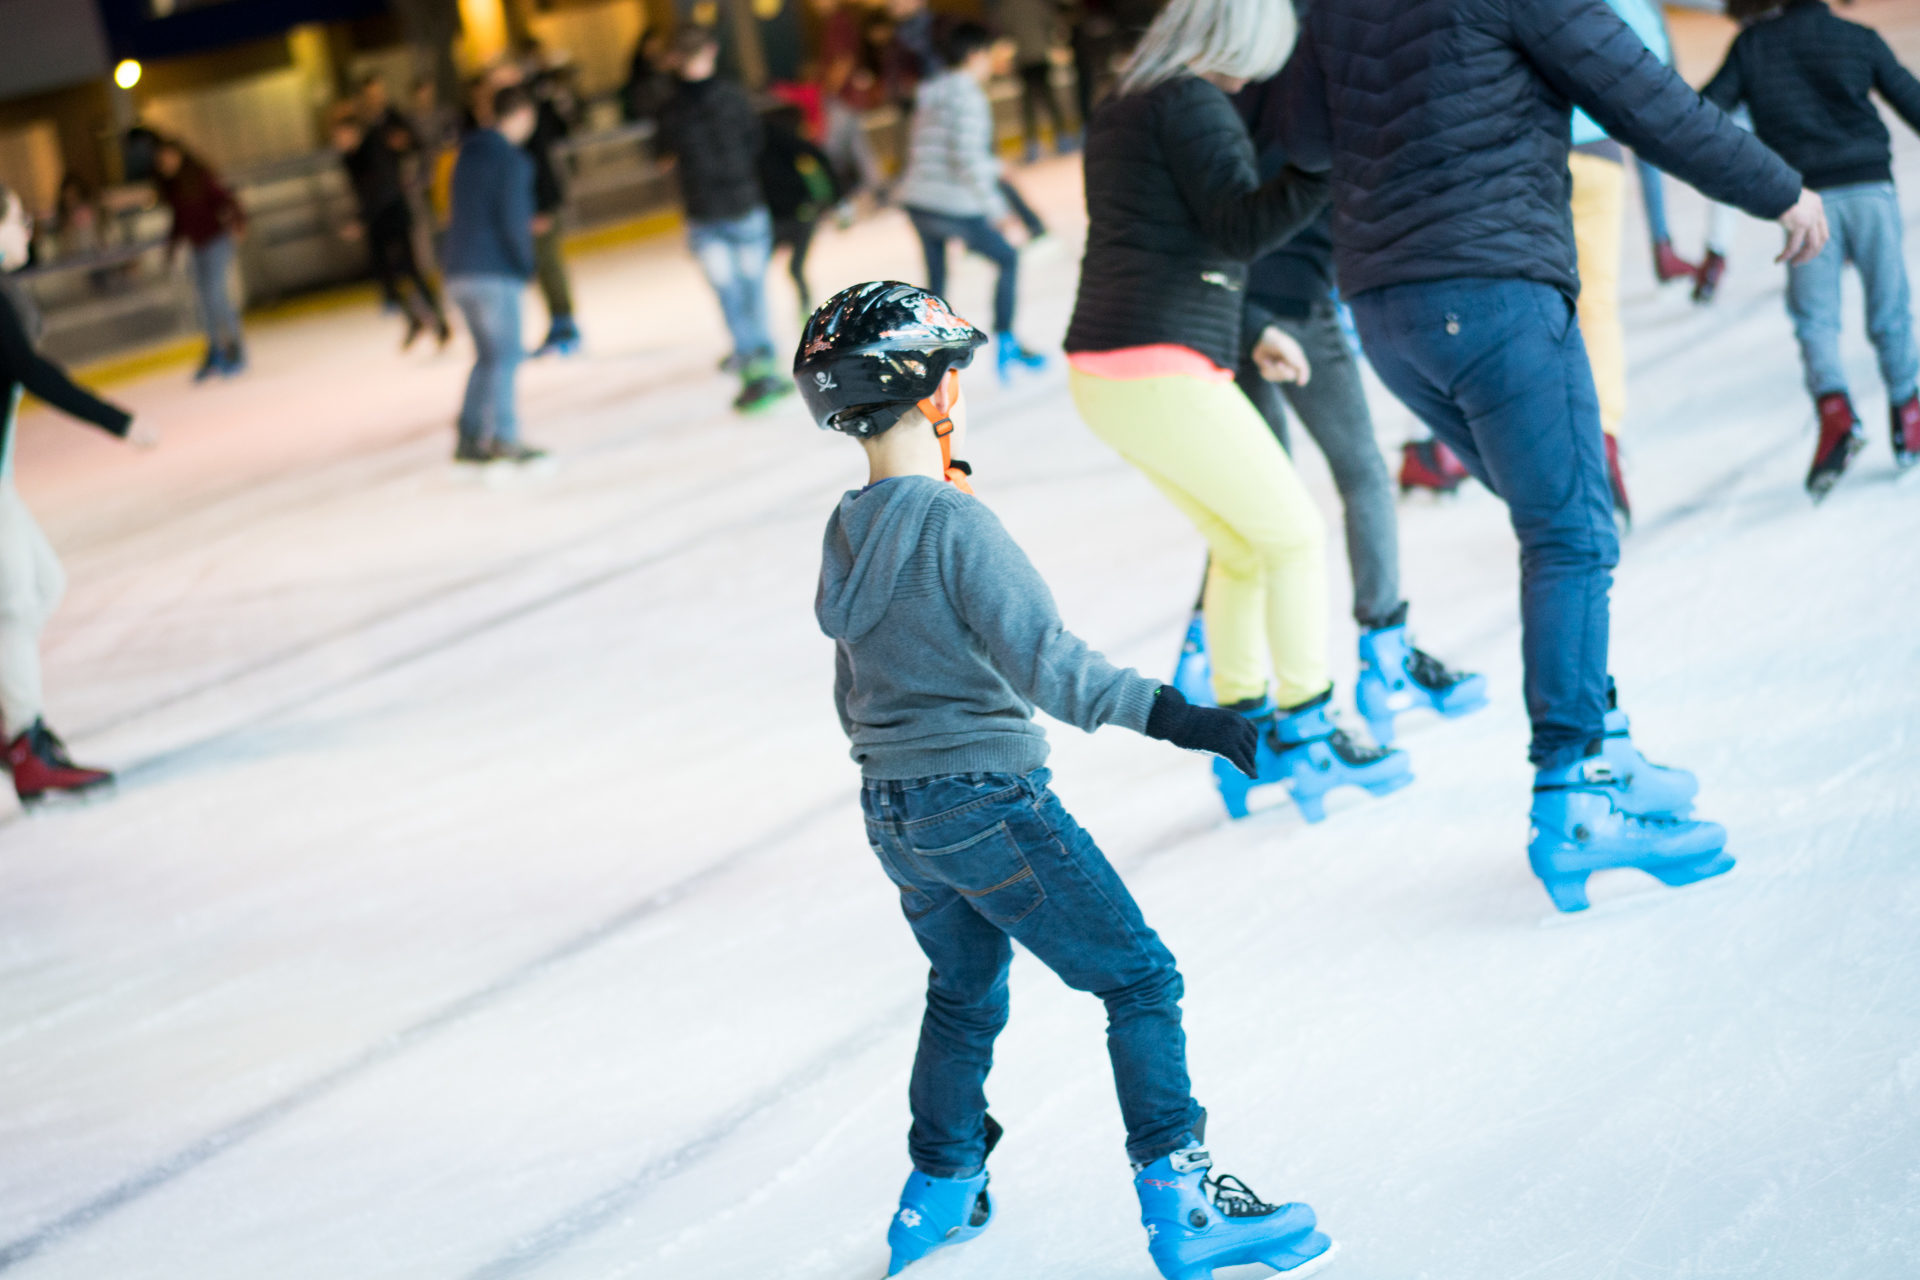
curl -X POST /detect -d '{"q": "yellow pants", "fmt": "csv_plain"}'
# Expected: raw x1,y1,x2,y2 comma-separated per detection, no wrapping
1570,151,1627,438
1069,368,1331,707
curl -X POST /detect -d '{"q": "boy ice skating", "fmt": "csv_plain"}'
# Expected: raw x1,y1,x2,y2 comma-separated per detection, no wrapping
800,281,1335,1280
1706,0,1920,495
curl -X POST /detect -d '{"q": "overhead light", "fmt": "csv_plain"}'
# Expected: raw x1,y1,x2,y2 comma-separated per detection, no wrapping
114,60,142,90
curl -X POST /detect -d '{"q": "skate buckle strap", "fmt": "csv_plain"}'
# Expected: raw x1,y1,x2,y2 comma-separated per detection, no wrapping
1168,1147,1213,1174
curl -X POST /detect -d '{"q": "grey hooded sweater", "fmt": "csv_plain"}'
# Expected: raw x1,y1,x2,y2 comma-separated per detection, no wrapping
816,476,1161,779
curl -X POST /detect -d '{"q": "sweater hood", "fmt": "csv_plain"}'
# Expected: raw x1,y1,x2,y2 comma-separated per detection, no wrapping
816,476,946,643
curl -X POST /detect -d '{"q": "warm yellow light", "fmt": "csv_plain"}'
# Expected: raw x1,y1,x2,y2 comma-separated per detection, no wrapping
114,59,142,90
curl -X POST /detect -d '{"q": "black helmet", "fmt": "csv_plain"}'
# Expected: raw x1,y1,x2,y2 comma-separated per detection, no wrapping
793,281,988,437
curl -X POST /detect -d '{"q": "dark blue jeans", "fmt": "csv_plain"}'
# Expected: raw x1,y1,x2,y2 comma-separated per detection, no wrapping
903,206,1019,334
1349,279,1618,768
862,770,1202,1176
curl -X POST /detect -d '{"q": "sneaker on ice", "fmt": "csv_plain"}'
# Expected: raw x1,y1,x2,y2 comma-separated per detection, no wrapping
1134,1144,1334,1280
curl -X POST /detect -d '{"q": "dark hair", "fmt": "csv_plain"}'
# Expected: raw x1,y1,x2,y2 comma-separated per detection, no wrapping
491,84,534,121
936,20,994,69
673,25,721,58
1724,0,1785,19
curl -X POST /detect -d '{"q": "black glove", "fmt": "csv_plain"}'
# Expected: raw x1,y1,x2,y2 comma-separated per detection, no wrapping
1144,685,1259,779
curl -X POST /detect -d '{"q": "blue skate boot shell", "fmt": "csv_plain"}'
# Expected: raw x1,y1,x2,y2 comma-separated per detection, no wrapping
1529,755,1730,912
885,1168,992,1274
1216,691,1412,823
1135,1145,1334,1280
1355,618,1487,745
1599,708,1698,817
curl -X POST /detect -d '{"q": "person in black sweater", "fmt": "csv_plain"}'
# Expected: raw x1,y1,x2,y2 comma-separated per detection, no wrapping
656,28,792,413
329,105,450,350
0,186,156,805
1706,0,1920,493
1064,0,1415,828
525,63,582,358
756,103,841,318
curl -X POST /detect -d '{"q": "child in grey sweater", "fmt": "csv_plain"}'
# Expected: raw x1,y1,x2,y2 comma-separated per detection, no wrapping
797,280,1335,1279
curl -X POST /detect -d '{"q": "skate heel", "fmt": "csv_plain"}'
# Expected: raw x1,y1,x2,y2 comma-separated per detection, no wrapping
1263,1232,1338,1275
1647,850,1734,888
1538,872,1592,914
1214,757,1253,820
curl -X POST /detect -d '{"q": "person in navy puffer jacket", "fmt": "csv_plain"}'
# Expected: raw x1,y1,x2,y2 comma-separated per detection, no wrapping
1280,0,1829,911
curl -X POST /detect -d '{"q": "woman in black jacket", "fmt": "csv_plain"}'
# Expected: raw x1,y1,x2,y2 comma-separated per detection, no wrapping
1063,0,1409,824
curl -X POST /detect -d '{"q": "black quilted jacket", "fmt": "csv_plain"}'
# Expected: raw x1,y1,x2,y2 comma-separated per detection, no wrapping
1281,0,1804,299
656,77,767,223
1704,0,1920,192
1064,74,1330,368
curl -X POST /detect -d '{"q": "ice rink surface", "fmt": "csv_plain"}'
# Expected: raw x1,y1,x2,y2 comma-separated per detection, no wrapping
5,11,1920,1278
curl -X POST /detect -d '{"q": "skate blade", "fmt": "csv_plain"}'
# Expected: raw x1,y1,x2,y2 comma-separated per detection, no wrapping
1272,1238,1341,1278
1537,860,1736,928
16,780,118,812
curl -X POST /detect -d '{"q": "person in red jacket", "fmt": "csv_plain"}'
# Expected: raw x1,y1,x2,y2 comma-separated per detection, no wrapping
0,185,158,806
153,136,249,381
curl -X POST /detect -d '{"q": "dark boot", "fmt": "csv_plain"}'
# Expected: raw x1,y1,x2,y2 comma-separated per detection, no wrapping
1692,251,1727,304
1891,395,1919,469
1652,239,1698,284
1398,439,1469,495
5,719,114,805
1807,392,1865,501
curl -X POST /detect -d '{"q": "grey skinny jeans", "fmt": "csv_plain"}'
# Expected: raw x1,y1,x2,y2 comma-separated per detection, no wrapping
1237,300,1401,628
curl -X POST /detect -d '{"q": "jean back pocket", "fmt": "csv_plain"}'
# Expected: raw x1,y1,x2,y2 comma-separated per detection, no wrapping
909,820,1045,928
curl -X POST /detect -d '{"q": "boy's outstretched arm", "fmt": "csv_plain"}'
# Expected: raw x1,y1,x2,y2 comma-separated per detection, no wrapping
938,496,1258,776
1871,33,1920,136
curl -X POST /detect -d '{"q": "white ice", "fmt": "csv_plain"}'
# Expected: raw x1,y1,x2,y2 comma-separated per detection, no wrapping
4,14,1919,1280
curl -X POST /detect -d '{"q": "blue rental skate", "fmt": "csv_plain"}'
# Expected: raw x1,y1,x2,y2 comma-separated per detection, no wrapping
1598,703,1698,818
1355,611,1487,745
885,1116,1000,1274
1135,1145,1335,1280
885,1169,992,1274
1529,756,1731,913
995,333,1048,383
1216,690,1412,823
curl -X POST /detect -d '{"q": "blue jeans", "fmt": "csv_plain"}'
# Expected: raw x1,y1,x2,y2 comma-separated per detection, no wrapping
190,234,243,350
862,770,1203,1176
687,208,775,366
904,207,1019,334
1635,156,1670,246
1786,182,1920,404
446,275,524,451
1350,279,1618,769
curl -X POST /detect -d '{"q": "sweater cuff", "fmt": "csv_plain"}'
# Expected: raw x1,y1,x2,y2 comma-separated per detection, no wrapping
1114,676,1163,735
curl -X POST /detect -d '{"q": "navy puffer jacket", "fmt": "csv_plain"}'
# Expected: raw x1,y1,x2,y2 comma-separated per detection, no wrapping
1280,0,1804,299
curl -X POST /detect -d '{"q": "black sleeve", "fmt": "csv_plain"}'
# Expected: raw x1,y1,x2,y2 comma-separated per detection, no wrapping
1702,44,1744,113
1870,30,1920,136
1160,85,1331,261
1277,24,1332,174
0,293,131,436
1509,0,1801,220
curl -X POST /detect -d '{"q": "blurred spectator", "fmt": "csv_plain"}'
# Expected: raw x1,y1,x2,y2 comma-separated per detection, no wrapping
442,83,546,464
526,65,582,357
810,0,887,202
883,0,939,104
153,136,248,381
329,104,450,350
623,31,677,124
656,27,792,413
995,0,1077,160
758,102,843,316
50,176,110,260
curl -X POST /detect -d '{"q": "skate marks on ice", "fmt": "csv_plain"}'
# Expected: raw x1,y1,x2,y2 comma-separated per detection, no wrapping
0,794,849,1273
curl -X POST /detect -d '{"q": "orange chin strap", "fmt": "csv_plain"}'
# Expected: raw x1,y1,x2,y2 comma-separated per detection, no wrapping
916,370,973,494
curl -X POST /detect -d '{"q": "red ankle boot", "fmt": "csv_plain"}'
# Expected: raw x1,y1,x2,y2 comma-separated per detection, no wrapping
1604,433,1632,530
4,720,114,805
1692,251,1727,304
1652,239,1698,284
1807,393,1865,501
1399,439,1470,494
1892,395,1920,469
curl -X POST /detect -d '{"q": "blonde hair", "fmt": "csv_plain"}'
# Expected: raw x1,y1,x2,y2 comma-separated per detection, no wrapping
1117,0,1297,96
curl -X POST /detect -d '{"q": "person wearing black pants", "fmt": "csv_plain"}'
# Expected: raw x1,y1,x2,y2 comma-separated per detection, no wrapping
330,107,448,349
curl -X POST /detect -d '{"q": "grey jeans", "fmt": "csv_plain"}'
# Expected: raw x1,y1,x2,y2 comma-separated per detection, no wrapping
190,234,243,351
1237,301,1401,628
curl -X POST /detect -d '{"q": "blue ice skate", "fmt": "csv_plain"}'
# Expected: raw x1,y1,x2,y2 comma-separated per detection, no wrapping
1598,706,1698,817
1171,611,1215,707
995,333,1048,383
1529,756,1731,913
1135,1145,1335,1280
1215,690,1412,823
533,316,582,358
884,1168,992,1274
1355,611,1487,745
